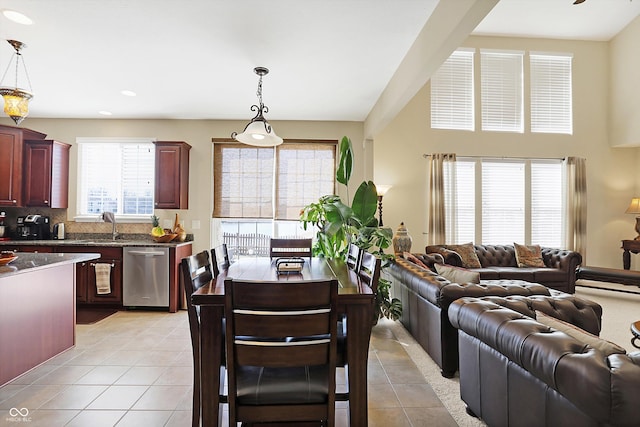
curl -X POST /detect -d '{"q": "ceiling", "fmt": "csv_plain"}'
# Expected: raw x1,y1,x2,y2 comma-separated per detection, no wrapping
0,0,639,123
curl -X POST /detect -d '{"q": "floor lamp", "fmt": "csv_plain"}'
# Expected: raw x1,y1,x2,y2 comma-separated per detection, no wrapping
376,185,392,226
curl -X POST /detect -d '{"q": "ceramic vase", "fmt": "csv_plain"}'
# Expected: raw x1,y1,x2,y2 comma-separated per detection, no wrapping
392,222,412,254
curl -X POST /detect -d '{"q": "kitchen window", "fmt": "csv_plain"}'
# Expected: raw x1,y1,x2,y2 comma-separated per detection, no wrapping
213,141,336,258
76,138,155,220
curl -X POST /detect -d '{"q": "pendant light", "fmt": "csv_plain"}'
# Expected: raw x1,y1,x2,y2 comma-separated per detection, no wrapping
0,40,34,125
232,66,283,147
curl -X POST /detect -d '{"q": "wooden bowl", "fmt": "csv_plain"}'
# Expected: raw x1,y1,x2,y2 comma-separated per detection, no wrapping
152,233,177,243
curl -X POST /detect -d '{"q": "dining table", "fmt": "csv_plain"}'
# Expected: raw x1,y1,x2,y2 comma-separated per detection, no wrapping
191,256,375,427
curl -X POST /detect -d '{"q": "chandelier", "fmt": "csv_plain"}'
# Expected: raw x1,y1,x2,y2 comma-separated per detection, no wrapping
232,66,283,147
0,40,34,125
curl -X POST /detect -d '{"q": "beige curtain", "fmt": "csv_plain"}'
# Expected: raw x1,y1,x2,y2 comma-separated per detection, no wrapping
427,153,456,245
564,157,587,260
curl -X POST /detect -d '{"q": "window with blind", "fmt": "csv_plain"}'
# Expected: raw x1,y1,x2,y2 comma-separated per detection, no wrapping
530,52,573,134
213,141,337,259
446,158,563,247
431,48,475,131
77,139,155,217
480,50,524,133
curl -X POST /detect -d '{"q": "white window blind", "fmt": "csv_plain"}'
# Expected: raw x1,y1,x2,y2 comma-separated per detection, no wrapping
78,140,155,216
481,161,525,244
531,161,563,247
431,49,475,131
446,160,475,243
275,143,336,220
481,50,524,133
213,144,275,219
530,52,573,134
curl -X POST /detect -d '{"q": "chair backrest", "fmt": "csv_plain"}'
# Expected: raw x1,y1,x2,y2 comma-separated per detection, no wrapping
181,251,213,331
269,237,313,259
358,251,381,294
211,243,230,277
224,278,338,425
346,243,362,271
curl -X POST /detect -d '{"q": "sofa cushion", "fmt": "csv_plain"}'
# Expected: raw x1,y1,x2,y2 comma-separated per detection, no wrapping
402,252,429,269
435,264,480,284
445,243,482,268
535,311,626,356
514,243,546,267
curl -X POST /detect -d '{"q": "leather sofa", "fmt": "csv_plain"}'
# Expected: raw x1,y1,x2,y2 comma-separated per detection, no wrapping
426,244,582,293
387,256,602,377
449,297,640,427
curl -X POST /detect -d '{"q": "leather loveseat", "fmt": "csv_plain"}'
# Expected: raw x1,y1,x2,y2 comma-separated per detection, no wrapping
426,244,582,293
387,255,602,377
449,297,640,427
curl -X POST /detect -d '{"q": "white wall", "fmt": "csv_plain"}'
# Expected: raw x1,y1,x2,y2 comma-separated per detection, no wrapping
372,35,640,269
0,117,365,255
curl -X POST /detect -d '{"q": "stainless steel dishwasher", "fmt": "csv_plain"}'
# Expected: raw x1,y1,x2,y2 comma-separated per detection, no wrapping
123,247,169,308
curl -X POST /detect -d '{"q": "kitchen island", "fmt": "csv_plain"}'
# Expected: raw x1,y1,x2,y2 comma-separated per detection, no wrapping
0,252,99,386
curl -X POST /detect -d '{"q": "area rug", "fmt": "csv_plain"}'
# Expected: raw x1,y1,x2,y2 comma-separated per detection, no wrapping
76,308,118,325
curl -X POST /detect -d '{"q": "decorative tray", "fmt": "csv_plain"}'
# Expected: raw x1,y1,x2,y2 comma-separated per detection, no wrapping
275,257,305,273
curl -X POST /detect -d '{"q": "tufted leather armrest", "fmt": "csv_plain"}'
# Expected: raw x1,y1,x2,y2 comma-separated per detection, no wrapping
541,247,582,270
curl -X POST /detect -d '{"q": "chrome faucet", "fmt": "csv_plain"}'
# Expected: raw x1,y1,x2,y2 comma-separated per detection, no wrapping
101,212,118,240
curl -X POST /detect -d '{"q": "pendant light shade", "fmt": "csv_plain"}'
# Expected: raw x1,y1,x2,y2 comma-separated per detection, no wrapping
232,67,283,147
0,40,34,125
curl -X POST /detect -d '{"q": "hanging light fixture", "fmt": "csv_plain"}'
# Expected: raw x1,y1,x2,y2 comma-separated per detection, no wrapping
0,40,34,125
232,66,283,147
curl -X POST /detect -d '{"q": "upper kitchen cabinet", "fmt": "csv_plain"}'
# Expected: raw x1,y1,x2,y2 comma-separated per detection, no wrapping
154,141,191,209
0,124,46,207
23,140,71,208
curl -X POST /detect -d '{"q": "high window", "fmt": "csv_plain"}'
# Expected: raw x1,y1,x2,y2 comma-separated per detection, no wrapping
530,52,573,134
213,141,337,258
445,157,563,247
77,138,155,219
480,49,524,133
430,48,475,131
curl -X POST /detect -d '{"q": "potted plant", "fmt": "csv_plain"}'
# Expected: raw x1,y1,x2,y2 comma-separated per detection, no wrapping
300,136,402,321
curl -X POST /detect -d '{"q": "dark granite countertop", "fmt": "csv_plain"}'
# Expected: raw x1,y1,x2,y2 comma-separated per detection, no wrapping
0,252,100,278
0,239,193,248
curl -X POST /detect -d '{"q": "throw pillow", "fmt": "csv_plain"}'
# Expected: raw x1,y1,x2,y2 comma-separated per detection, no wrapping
445,243,482,268
514,243,546,268
535,311,626,356
435,263,481,284
402,252,429,270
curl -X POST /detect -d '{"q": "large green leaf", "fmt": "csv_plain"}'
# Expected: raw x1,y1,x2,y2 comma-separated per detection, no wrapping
351,181,378,225
336,136,354,186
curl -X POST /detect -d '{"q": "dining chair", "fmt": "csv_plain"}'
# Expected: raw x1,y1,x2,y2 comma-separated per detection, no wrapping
358,250,382,295
346,243,362,271
269,237,313,259
180,251,218,427
224,277,338,426
210,243,230,277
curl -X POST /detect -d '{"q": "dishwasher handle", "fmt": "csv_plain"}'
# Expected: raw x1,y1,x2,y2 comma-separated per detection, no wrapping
127,250,167,257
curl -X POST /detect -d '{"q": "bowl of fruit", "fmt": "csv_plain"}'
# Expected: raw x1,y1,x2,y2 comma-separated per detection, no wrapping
150,216,178,243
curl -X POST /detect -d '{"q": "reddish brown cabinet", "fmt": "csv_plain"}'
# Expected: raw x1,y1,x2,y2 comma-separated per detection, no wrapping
0,125,46,207
154,141,191,209
56,246,123,305
23,140,71,208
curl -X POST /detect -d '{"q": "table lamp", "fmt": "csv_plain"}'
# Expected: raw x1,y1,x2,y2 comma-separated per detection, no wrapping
625,197,640,240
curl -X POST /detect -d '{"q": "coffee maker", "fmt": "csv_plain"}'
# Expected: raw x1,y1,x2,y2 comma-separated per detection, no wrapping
16,215,51,240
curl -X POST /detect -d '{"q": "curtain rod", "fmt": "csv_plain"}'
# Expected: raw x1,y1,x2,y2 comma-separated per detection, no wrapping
422,154,566,161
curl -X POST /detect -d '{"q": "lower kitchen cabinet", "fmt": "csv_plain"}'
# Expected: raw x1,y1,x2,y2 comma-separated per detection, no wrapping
56,246,123,306
2,245,53,253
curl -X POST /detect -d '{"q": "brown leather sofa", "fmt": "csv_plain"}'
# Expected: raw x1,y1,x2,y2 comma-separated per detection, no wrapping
426,244,582,293
449,297,640,427
387,256,602,377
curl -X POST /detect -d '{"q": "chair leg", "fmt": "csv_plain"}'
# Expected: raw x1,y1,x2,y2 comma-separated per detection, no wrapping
192,354,201,427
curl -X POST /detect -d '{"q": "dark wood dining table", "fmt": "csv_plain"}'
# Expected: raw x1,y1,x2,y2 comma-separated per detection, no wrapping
191,256,375,427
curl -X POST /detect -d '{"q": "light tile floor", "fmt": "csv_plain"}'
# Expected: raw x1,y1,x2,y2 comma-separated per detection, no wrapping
0,310,457,427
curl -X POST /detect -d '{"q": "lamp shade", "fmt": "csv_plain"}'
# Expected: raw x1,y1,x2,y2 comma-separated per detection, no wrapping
626,198,640,215
233,120,283,147
376,184,392,197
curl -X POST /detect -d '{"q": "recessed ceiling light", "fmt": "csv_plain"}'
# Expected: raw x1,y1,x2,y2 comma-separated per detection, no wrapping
98,111,113,116
121,90,136,97
2,10,33,25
